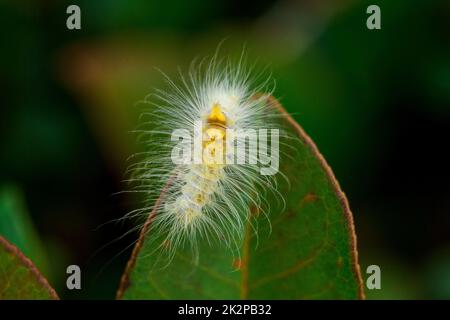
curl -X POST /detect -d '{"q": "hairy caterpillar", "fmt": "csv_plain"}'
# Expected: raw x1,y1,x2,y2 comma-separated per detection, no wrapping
126,54,287,265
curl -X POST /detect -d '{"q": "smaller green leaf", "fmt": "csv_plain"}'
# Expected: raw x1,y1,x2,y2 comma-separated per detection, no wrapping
0,184,48,276
0,235,58,300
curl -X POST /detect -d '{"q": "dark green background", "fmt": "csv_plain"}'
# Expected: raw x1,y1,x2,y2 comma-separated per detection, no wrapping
1,0,449,299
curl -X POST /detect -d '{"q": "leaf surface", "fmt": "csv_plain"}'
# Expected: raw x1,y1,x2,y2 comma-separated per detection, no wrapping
117,96,364,299
0,235,58,300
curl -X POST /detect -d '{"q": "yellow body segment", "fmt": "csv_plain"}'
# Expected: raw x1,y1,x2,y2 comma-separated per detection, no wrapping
180,103,231,226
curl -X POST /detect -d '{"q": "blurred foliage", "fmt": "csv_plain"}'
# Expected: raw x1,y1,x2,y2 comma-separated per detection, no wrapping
0,0,449,299
0,185,49,276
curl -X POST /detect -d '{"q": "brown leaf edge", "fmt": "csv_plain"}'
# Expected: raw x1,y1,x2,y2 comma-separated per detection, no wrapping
116,95,365,299
0,235,59,300
267,95,365,299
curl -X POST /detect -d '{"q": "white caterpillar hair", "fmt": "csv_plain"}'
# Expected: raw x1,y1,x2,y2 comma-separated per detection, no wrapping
126,52,287,265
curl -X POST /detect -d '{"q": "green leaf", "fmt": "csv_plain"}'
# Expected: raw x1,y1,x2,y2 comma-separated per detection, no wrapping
0,235,58,299
116,96,364,299
0,185,49,276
